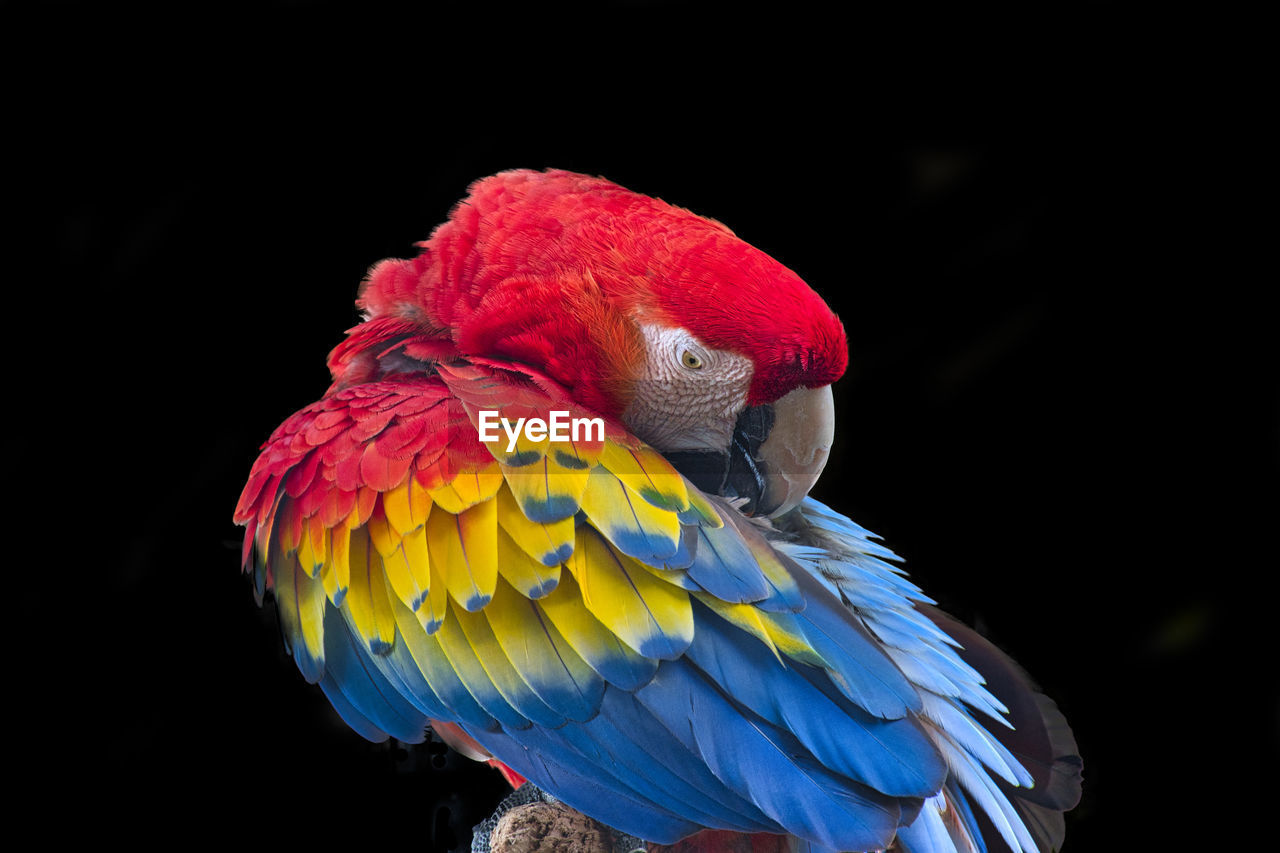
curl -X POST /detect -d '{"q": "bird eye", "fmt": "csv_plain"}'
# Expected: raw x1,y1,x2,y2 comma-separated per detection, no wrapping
680,349,704,370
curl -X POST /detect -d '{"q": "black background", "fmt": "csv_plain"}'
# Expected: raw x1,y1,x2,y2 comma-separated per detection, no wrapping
36,3,1273,850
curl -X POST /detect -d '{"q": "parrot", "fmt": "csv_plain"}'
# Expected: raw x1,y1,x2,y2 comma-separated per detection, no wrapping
233,168,1081,852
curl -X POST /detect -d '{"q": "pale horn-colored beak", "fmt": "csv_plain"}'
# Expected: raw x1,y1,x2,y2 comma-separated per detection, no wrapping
755,384,836,518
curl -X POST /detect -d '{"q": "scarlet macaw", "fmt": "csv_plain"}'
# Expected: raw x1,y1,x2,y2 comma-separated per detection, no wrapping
234,169,1081,852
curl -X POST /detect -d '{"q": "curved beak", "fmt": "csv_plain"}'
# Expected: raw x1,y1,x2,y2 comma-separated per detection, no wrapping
663,385,836,518
746,385,836,517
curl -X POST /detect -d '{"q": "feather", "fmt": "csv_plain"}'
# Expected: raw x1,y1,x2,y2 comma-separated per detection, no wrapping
380,475,432,534
381,530,432,614
927,724,1038,853
579,465,682,563
598,441,690,512
482,576,603,722
366,501,401,558
717,507,805,612
431,603,537,731
692,593,782,661
321,604,428,743
550,442,599,470
660,522,699,571
343,526,396,655
495,482,575,568
358,436,413,492
687,600,946,799
489,691,781,833
679,485,724,529
754,609,832,669
636,660,902,851
568,526,693,660
588,688,784,832
297,513,326,577
447,601,566,728
893,794,962,853
685,523,773,603
351,589,452,722
425,499,497,611
318,670,389,743
468,722,702,845
321,522,350,606
387,592,496,731
495,522,562,599
535,569,659,691
918,693,1032,789
427,462,504,513
786,564,922,720
273,548,326,684
501,451,590,523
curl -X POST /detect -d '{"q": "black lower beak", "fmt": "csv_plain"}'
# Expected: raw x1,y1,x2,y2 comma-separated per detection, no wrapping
665,404,776,516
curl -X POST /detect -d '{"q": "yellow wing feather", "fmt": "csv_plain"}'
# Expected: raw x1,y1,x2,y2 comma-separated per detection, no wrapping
382,476,432,534
323,523,351,606
566,527,693,660
344,526,397,654
495,483,575,567
495,522,562,599
426,499,498,611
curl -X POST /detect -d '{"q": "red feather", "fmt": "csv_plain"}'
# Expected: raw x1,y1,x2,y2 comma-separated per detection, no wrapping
341,169,846,413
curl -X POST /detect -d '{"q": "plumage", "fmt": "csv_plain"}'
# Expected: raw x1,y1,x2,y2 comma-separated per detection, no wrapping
426,462,504,514
494,519,562,599
272,547,326,684
597,442,690,513
342,526,396,655
495,482,575,569
425,498,498,611
380,475,432,534
635,660,906,851
317,605,428,743
686,599,946,799
387,591,496,730
567,525,694,660
482,576,603,722
449,599,568,729
499,452,590,524
534,569,660,692
320,521,349,606
578,464,683,564
235,168,1080,853
686,521,773,603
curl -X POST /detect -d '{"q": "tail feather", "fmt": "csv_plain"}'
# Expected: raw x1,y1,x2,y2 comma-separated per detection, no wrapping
919,606,1082,852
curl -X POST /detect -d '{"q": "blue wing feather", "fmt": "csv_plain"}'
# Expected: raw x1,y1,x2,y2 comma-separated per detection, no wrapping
320,605,428,743
685,524,773,602
534,696,782,833
469,721,705,844
635,659,905,851
317,670,390,743
787,566,923,720
685,599,946,799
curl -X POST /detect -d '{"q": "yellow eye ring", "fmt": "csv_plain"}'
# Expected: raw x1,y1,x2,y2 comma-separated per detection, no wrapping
681,349,704,370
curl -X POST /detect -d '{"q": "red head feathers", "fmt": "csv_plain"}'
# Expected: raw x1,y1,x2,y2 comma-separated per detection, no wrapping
342,169,847,414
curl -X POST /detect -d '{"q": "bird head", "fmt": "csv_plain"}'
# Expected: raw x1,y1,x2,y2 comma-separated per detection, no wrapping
341,169,847,517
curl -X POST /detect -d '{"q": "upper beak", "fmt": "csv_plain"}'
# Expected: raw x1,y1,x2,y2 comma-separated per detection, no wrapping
735,385,836,517
665,385,836,518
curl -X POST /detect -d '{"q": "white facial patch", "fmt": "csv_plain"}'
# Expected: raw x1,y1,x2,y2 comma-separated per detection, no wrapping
622,323,754,452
